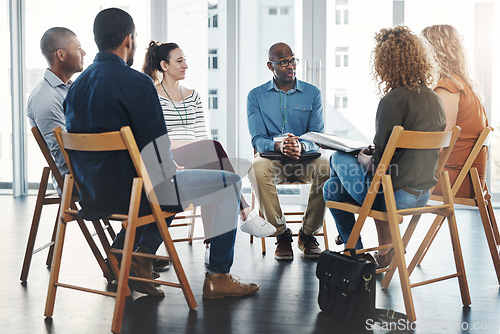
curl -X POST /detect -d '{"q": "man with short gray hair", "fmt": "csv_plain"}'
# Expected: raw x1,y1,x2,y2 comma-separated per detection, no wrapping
27,27,86,191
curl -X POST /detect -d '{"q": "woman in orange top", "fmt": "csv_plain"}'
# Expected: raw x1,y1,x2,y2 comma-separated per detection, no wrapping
422,24,489,198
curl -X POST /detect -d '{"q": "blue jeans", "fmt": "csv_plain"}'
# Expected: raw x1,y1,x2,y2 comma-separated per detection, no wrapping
322,151,430,249
112,168,241,273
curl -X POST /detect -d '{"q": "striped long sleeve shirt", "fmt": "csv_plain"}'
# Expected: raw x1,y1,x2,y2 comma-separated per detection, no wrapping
159,90,208,140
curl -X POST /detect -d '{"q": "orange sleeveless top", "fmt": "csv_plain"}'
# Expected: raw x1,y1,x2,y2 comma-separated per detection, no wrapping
433,74,488,198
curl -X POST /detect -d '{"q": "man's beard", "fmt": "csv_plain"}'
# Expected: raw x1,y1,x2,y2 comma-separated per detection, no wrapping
126,56,134,67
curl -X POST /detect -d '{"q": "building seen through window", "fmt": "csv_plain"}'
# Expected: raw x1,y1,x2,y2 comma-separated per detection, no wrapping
208,49,218,69
208,89,218,110
335,0,349,25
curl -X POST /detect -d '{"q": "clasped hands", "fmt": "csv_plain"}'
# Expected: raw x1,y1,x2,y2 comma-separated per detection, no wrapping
275,133,303,160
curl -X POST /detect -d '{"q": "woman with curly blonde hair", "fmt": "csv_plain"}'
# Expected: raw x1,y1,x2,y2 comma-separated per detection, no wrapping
323,26,446,268
422,24,488,198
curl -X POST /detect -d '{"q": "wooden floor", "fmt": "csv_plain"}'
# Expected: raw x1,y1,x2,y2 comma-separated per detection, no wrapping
2,194,500,334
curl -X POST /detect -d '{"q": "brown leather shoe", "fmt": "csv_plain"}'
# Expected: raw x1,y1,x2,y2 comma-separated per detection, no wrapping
129,246,165,297
298,229,322,259
275,228,293,261
358,253,378,268
374,248,394,269
202,273,260,299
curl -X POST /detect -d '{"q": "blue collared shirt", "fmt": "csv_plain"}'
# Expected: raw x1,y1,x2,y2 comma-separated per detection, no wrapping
27,69,71,190
65,52,176,220
247,79,324,153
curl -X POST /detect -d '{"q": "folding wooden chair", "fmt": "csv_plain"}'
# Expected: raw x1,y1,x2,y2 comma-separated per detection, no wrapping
45,126,196,334
405,127,500,284
250,150,329,255
20,127,115,283
168,140,204,245
326,125,469,322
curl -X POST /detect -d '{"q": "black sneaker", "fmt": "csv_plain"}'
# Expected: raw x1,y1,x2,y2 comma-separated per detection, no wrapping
275,228,293,261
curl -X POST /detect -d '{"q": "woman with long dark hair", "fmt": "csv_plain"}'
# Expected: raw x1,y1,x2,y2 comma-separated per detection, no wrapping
143,41,275,238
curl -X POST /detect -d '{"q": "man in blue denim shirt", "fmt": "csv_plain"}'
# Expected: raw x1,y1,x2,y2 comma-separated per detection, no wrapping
247,42,330,261
64,7,259,299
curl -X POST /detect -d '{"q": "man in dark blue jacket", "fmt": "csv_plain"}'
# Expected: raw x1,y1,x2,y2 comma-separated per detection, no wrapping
64,7,259,299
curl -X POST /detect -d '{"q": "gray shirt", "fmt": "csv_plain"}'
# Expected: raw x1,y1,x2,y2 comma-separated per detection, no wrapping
373,85,446,190
27,69,70,191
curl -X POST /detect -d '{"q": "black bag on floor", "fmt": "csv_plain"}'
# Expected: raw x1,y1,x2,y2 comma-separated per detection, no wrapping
316,250,376,324
316,250,407,327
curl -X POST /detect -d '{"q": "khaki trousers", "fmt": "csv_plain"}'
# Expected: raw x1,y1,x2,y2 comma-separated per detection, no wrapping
248,154,330,236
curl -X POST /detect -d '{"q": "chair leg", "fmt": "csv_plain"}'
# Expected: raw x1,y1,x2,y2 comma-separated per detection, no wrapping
92,220,118,282
322,219,329,250
45,212,59,267
471,170,500,285
144,180,196,311
45,175,74,318
21,167,51,282
155,214,197,310
416,215,446,266
486,196,500,247
103,218,117,240
44,215,68,318
70,202,114,282
381,214,422,288
112,185,140,334
382,177,416,322
260,210,267,255
188,206,197,245
446,213,471,306
404,214,444,284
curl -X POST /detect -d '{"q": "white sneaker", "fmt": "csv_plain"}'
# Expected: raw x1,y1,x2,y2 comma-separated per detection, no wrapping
239,210,276,238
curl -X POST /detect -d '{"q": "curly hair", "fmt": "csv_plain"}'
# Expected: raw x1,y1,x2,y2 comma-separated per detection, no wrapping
372,26,436,95
421,24,481,101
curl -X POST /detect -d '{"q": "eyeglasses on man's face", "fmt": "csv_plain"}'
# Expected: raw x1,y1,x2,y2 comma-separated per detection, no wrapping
269,58,299,67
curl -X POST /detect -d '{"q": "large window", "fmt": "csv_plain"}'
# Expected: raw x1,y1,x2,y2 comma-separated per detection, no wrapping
5,0,499,198
1,0,12,189
324,0,500,195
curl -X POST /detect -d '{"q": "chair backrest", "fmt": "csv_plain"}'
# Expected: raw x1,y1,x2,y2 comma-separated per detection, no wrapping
31,126,65,190
358,125,461,219
447,126,493,197
52,126,165,216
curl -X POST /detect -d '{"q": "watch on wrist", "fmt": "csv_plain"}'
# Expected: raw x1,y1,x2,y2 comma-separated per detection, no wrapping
301,142,306,152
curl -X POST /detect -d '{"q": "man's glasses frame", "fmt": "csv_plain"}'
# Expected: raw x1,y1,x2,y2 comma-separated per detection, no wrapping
269,58,299,67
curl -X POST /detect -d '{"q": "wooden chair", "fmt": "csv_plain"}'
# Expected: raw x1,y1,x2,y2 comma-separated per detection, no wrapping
326,125,469,322
250,150,329,255
45,126,196,334
168,140,203,245
406,127,500,284
20,127,115,283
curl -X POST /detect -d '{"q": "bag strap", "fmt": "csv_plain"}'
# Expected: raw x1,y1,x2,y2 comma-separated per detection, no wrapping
343,248,360,260
372,308,408,323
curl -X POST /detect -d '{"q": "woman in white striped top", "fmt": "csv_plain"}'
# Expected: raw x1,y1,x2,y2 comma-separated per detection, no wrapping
143,41,275,238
